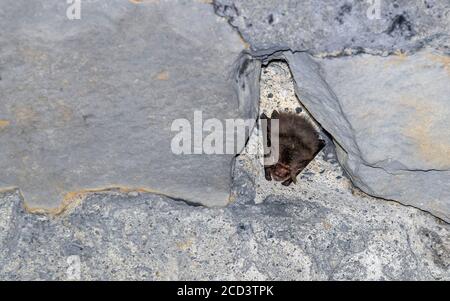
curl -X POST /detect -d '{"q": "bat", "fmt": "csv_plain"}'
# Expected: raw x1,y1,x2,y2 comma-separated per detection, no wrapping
261,110,325,186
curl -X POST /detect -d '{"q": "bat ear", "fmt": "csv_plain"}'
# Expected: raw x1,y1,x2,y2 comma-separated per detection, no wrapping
318,139,326,149
271,110,280,119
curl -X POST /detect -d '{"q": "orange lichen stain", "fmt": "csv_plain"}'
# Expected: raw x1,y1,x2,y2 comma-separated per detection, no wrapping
238,35,250,49
154,70,170,81
0,120,10,129
14,106,38,126
23,192,85,217
176,239,193,251
228,193,237,204
128,0,159,4
22,186,163,217
383,51,409,67
427,53,450,77
400,98,450,167
0,187,17,194
55,101,74,123
197,0,213,4
20,47,49,64
322,221,332,230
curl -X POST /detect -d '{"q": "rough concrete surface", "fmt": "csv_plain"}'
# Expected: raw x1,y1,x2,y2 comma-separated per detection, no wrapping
0,155,448,280
214,0,450,56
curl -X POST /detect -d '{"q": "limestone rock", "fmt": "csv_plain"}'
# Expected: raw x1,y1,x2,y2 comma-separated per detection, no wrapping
213,0,450,55
0,160,448,280
283,49,450,222
0,0,259,210
212,0,450,221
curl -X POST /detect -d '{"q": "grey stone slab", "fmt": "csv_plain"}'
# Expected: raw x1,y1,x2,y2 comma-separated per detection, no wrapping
213,0,450,55
283,49,450,222
0,0,259,210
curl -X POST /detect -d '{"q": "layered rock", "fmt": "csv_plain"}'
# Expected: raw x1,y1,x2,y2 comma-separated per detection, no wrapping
283,50,450,221
0,0,259,210
214,0,450,221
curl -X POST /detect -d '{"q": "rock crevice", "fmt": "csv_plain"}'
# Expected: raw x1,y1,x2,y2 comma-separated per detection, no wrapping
212,0,450,221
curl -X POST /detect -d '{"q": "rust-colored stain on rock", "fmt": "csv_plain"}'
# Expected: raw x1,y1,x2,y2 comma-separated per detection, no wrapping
154,71,170,81
23,186,163,217
176,239,194,251
0,120,10,129
13,106,39,126
128,0,159,4
401,98,450,167
383,51,408,67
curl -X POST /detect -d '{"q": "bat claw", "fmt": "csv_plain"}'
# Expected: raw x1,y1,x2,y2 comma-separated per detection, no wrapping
264,167,272,181
281,179,293,186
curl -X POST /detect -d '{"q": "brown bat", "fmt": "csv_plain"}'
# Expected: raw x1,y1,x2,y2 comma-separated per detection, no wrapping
261,110,325,186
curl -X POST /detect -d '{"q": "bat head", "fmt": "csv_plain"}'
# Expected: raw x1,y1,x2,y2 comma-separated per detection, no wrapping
270,162,293,182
